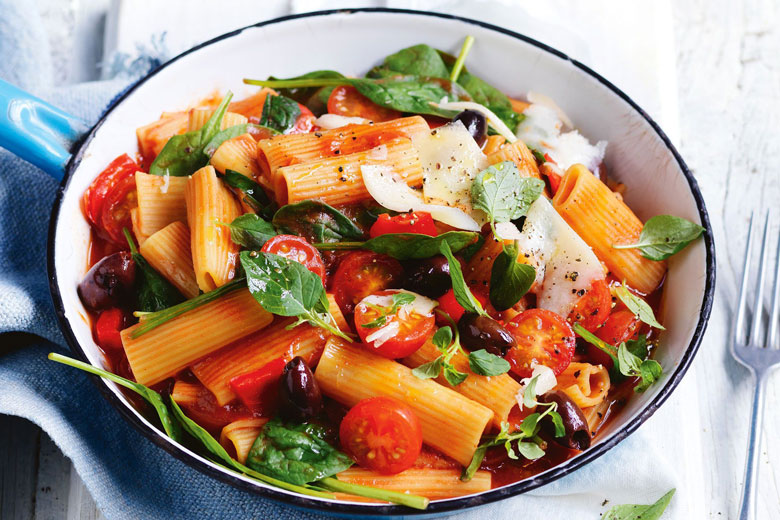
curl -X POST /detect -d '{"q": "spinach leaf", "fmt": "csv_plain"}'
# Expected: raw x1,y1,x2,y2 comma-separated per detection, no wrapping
149,92,232,176
260,94,301,134
240,251,350,340
612,215,704,261
269,70,346,115
246,418,353,486
471,161,545,231
368,44,450,79
204,124,279,158
468,349,511,376
439,240,487,316
313,231,478,260
456,71,521,131
226,214,277,249
603,488,675,520
124,229,184,312
273,200,364,243
615,284,665,329
489,243,536,311
48,353,181,442
220,169,273,216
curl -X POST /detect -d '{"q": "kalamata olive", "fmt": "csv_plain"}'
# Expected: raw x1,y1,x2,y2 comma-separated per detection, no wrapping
538,390,591,451
402,256,452,298
453,109,487,147
77,251,136,311
279,357,323,422
458,313,517,356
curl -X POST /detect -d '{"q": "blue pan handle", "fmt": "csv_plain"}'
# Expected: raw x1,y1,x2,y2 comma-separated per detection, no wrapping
0,78,89,180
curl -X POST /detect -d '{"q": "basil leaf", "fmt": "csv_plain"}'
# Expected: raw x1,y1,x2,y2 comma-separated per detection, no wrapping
459,233,486,261
368,44,450,79
150,92,232,176
260,94,301,133
615,284,665,329
226,214,277,249
516,441,545,460
519,413,541,437
48,353,182,442
613,215,704,261
443,365,468,386
411,357,443,380
273,200,365,243
471,161,545,227
246,418,353,486
573,322,619,366
603,488,675,520
241,251,323,316
617,342,642,377
366,231,478,260
124,229,184,312
439,240,487,316
522,374,540,409
636,360,663,393
548,410,566,438
489,243,536,311
204,124,279,158
431,326,453,351
468,349,511,376
625,334,649,359
461,445,487,482
393,292,416,306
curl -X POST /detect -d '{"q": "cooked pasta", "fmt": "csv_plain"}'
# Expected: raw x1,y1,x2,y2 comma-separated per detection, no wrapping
135,171,189,237
187,108,248,132
334,468,491,501
210,133,261,178
139,221,199,299
555,362,611,409
136,111,188,161
220,418,270,464
486,139,541,179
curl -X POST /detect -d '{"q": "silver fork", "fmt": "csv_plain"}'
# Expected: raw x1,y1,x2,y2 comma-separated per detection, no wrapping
731,211,780,520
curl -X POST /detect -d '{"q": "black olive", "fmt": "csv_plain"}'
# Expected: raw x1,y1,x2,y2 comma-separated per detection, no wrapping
402,256,452,298
538,390,591,451
77,252,136,311
458,313,517,357
453,109,487,147
279,357,323,422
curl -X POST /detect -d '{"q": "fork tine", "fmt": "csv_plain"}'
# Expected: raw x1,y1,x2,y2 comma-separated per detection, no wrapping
735,212,756,348
769,216,780,349
749,213,772,347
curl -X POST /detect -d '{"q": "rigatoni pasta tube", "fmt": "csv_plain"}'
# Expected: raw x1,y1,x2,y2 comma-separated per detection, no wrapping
403,339,520,430
210,133,261,178
136,111,188,161
186,108,247,132
276,137,423,206
135,171,188,237
170,380,200,407
186,165,242,292
555,362,610,409
229,88,274,119
334,468,491,501
315,338,492,466
552,165,667,293
220,418,268,464
139,221,199,299
486,139,541,179
120,288,272,386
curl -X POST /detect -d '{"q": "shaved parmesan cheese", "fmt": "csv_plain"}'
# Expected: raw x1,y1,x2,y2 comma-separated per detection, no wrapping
366,320,400,348
527,91,574,129
360,290,437,317
432,101,517,142
516,364,558,410
494,221,523,241
361,164,481,231
516,198,605,316
313,114,369,129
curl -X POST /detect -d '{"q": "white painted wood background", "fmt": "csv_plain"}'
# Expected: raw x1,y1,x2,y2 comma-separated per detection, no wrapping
1,0,779,518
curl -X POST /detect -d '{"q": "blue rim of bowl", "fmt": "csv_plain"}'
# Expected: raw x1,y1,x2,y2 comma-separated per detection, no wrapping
47,7,716,517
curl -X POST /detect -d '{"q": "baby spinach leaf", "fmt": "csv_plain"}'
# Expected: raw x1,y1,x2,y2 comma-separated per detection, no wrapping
204,124,279,158
471,161,545,230
246,418,353,486
260,94,301,134
603,488,675,520
439,240,488,316
615,284,665,329
220,169,273,217
489,243,536,311
149,92,232,176
273,200,364,243
457,71,521,131
268,70,346,105
468,349,511,376
226,214,277,249
124,229,184,312
612,215,704,261
314,231,478,260
368,44,450,79
48,353,181,442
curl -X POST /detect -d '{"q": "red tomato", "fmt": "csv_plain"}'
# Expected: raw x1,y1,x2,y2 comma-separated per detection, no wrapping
83,154,140,243
567,279,612,333
82,154,139,226
505,309,575,378
436,288,489,323
99,173,137,245
177,382,253,433
369,212,438,238
289,103,316,134
354,290,435,358
331,251,403,314
229,357,286,414
261,235,326,284
94,308,128,352
327,85,402,122
592,310,642,368
339,397,422,474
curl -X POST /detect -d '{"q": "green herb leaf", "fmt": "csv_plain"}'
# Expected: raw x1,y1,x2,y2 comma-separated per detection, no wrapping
260,94,301,133
318,477,429,510
636,360,663,393
443,365,468,386
313,231,478,260
573,322,619,367
246,418,353,486
411,357,444,379
220,169,273,214
431,326,453,351
617,342,643,377
489,242,536,311
471,161,545,229
615,284,665,329
359,292,417,329
149,92,232,176
124,229,184,312
603,488,675,520
468,349,511,376
368,44,450,79
625,334,649,359
225,214,277,249
204,124,250,157
523,374,541,409
460,445,487,481
273,200,364,243
48,353,181,441
612,215,704,261
549,410,566,438
516,441,545,460
268,70,346,105
439,240,487,316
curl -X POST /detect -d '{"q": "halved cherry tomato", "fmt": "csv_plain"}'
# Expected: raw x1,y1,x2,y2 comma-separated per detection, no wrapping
436,287,489,323
369,212,438,238
327,85,402,122
567,279,611,333
331,251,403,314
229,357,286,414
83,154,140,243
83,154,139,226
100,173,138,245
339,396,422,474
591,310,642,368
290,103,316,134
94,308,128,352
354,290,435,358
505,309,575,378
261,235,326,284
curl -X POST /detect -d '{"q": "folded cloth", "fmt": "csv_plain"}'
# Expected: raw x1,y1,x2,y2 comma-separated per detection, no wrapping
0,0,681,518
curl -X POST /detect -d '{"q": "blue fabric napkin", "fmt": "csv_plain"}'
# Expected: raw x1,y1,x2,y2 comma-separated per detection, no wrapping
0,1,678,518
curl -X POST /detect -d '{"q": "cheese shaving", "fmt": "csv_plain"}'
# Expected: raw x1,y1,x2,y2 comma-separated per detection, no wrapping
431,101,517,142
313,113,370,129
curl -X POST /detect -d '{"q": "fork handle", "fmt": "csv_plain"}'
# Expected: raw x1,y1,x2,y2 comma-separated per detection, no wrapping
738,371,768,520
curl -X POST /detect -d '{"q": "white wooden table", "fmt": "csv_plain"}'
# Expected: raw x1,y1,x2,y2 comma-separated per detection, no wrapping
2,1,780,518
